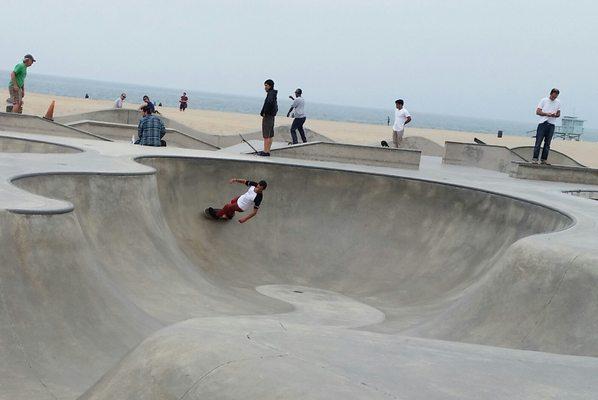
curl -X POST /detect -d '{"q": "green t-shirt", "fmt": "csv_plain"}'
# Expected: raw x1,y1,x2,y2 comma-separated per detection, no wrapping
10,63,27,88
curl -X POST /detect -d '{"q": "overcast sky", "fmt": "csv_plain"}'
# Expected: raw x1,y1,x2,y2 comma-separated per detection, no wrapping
2,0,597,126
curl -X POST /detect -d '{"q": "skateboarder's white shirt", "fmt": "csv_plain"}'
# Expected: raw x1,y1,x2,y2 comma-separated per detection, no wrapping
237,183,263,211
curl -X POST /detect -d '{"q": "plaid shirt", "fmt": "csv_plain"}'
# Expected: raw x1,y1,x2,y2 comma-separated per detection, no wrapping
136,115,166,146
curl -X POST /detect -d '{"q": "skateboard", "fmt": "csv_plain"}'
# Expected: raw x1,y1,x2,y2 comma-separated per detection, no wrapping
204,207,227,221
239,134,259,154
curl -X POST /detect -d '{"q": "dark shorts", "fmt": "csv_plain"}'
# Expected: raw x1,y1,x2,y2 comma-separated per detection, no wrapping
179,102,187,110
262,115,275,138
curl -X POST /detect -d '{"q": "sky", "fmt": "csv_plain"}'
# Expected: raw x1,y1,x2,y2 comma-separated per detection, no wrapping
2,0,597,126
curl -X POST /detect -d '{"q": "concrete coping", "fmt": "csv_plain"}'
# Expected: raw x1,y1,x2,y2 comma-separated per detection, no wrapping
511,161,591,172
510,161,598,186
277,141,421,153
444,140,512,150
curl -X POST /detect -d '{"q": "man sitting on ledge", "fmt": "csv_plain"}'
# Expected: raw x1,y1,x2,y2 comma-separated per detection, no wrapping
135,105,166,146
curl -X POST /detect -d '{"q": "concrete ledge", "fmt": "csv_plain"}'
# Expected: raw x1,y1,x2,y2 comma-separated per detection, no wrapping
443,141,526,173
563,190,598,201
68,120,218,150
269,142,421,169
510,162,598,185
510,146,585,167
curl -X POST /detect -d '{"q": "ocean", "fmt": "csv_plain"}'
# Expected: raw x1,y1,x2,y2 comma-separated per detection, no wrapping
6,71,598,142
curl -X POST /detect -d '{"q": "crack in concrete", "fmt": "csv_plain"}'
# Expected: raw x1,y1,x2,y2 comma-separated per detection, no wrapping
0,275,59,400
521,254,579,345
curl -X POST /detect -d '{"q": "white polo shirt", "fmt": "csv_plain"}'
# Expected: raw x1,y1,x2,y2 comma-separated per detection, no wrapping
537,97,561,125
393,108,411,131
237,181,263,211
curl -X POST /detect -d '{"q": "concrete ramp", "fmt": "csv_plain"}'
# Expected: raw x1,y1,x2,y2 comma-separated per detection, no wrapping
0,112,109,141
397,136,444,156
443,141,527,172
511,162,598,185
55,109,334,149
511,146,585,167
56,108,220,146
67,120,218,150
217,125,334,148
0,135,81,153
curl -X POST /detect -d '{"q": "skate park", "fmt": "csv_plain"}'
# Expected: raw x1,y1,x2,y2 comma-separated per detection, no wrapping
1,111,598,399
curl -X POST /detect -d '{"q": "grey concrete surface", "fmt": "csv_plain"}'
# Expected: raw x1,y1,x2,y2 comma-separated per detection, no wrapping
397,135,445,156
443,141,527,172
511,162,598,185
0,129,597,399
68,120,218,150
564,190,598,201
511,146,585,167
0,112,109,141
270,141,421,169
0,134,81,153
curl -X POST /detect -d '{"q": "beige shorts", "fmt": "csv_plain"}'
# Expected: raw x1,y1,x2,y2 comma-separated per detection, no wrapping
8,85,23,104
392,129,404,147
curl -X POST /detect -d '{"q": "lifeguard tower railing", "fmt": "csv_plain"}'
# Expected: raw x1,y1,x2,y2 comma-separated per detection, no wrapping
527,116,585,141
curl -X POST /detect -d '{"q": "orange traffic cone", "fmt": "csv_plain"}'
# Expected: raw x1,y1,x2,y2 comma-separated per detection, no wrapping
43,100,55,121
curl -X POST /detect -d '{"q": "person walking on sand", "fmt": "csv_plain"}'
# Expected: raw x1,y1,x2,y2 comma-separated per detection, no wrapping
392,99,411,147
7,54,35,113
287,88,307,144
206,178,267,223
259,79,278,156
533,88,561,164
179,92,188,111
114,93,127,109
135,105,166,146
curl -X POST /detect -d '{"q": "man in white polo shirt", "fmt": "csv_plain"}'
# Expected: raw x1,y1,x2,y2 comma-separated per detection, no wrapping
392,99,412,147
207,178,267,223
533,88,561,164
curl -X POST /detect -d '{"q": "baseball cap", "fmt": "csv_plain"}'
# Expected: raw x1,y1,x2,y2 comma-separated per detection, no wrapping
24,54,36,62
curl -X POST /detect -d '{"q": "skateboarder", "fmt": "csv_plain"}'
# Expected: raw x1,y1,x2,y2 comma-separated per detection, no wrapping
206,178,267,223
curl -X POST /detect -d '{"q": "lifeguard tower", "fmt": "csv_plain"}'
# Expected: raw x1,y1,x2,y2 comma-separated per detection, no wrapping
555,116,584,141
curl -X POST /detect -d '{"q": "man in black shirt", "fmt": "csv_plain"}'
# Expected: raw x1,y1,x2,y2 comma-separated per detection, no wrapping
259,79,278,156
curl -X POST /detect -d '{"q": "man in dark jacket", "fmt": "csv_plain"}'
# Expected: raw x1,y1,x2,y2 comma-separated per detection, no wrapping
259,79,278,156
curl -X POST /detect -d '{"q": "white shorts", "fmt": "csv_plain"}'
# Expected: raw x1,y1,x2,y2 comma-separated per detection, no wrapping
392,130,404,147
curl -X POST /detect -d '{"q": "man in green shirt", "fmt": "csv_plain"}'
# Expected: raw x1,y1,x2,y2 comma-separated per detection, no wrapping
7,54,35,113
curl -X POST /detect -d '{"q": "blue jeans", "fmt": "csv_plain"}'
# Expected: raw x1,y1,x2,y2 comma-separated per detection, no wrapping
290,117,307,144
533,121,555,161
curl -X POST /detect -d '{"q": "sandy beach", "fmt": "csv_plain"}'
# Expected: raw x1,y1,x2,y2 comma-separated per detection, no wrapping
4,90,597,167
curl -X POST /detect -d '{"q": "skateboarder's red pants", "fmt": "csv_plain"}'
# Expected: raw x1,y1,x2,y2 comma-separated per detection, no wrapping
216,196,243,219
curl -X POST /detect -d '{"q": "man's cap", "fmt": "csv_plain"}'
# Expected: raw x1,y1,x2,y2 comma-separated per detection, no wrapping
295,88,302,95
24,54,36,62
